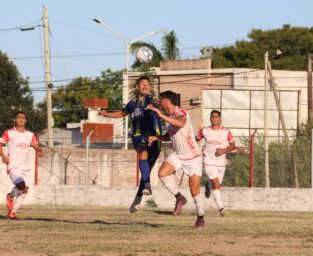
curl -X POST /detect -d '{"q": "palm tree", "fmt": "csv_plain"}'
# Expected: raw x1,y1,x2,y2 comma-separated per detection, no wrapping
161,30,180,60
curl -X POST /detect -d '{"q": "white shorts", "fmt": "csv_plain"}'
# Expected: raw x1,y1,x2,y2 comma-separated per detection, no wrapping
204,165,226,183
9,168,31,187
165,152,202,177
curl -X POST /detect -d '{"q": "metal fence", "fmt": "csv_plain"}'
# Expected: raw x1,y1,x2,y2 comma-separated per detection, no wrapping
36,134,312,188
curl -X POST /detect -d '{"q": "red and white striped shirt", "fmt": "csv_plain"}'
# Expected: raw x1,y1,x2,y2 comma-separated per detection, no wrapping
0,127,38,171
197,126,234,167
167,106,202,160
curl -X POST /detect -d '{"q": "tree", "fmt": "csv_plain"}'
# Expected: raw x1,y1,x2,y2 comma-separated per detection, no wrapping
46,69,123,127
162,30,180,60
202,25,313,70
0,50,45,135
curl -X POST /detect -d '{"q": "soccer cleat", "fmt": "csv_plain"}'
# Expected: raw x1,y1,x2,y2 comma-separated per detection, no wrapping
194,216,205,228
6,193,14,211
7,211,17,220
219,208,226,217
129,196,142,214
204,182,211,199
172,194,187,216
142,183,152,196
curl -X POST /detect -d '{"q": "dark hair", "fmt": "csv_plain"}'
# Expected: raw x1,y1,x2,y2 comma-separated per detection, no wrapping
136,76,151,85
14,111,27,118
210,110,221,117
160,90,178,105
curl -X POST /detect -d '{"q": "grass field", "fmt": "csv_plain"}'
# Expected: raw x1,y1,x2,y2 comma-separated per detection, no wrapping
0,205,313,256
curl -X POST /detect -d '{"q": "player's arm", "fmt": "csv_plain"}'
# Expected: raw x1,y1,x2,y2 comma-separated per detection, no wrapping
195,128,204,142
32,143,43,157
98,108,127,118
216,141,236,156
148,133,170,146
30,135,43,157
216,130,236,156
0,142,9,164
0,131,9,164
147,105,186,128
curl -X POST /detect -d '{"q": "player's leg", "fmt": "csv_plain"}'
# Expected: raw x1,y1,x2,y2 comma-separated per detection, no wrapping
216,167,226,216
159,153,187,216
7,170,28,219
206,165,225,216
184,157,205,227
130,136,149,213
144,140,162,195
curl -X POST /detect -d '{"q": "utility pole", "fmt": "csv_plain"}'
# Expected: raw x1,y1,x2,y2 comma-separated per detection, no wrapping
43,5,54,147
308,54,313,121
264,52,270,188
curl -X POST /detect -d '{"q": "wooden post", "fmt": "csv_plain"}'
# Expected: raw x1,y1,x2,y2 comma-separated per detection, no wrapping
308,54,313,121
267,61,300,188
264,52,270,188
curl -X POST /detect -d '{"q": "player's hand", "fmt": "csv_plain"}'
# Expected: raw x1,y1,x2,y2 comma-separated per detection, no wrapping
148,136,158,146
147,104,161,115
215,148,225,157
1,156,9,165
98,108,107,117
37,151,44,158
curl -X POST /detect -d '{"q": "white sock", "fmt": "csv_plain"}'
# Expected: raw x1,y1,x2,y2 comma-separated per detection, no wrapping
12,194,26,213
193,194,205,216
212,189,224,209
160,175,179,196
10,187,22,197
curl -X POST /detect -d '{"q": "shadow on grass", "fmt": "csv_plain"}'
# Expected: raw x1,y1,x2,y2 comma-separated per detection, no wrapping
152,210,173,215
15,217,164,228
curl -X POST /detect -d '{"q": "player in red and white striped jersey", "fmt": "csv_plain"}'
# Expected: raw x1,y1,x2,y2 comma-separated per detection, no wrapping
196,110,235,217
0,111,42,219
148,91,205,228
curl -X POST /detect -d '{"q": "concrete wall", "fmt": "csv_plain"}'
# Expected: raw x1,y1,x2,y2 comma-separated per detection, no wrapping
1,184,313,212
0,147,313,212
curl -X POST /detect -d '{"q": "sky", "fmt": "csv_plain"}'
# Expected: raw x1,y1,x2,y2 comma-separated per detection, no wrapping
0,0,312,103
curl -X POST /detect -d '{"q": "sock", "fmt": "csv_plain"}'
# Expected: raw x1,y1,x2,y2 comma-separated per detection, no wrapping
12,194,26,213
212,189,224,209
136,179,145,197
139,160,150,183
160,175,179,196
10,187,22,198
193,194,205,216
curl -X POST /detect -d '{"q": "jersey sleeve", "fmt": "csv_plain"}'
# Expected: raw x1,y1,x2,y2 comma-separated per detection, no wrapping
0,130,9,144
122,100,132,115
30,134,38,146
176,108,187,119
227,130,234,143
196,128,204,140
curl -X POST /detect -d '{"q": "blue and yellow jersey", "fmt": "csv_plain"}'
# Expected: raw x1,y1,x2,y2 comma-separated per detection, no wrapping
123,94,162,137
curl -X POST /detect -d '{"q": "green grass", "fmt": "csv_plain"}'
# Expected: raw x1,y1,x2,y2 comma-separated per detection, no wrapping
0,205,313,256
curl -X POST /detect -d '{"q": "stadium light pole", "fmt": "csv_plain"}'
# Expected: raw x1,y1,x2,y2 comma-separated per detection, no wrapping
93,18,165,149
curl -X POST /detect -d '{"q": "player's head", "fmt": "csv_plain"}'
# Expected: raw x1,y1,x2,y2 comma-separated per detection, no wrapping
210,110,221,126
14,111,27,127
159,90,177,112
136,76,151,96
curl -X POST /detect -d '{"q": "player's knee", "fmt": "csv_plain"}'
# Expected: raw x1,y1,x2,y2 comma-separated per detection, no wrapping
211,179,220,190
16,181,26,191
190,186,200,197
137,145,147,154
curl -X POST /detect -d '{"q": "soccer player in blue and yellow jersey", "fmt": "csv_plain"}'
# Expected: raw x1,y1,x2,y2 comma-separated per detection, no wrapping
98,76,162,213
